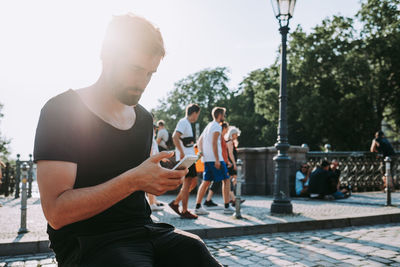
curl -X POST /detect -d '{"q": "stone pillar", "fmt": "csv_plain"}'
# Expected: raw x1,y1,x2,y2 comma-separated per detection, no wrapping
237,146,308,195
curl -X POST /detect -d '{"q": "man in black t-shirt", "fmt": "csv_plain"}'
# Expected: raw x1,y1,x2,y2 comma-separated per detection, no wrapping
34,14,221,267
370,131,395,157
308,161,332,199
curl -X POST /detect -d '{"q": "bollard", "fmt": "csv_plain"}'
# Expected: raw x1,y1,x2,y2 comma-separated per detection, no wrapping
234,159,243,219
385,157,392,206
15,154,21,198
28,154,33,198
18,163,29,234
4,163,10,197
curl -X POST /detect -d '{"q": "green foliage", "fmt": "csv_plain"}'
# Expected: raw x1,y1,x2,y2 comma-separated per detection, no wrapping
0,103,11,161
152,67,231,136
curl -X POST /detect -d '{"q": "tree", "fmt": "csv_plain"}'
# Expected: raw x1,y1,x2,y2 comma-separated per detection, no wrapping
235,67,279,147
152,67,231,137
0,103,11,161
241,0,400,150
357,0,400,143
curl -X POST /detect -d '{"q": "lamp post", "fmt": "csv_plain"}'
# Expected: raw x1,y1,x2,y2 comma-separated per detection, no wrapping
270,0,296,214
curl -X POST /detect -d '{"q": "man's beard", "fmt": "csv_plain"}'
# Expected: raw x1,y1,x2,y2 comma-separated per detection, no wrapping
114,87,143,106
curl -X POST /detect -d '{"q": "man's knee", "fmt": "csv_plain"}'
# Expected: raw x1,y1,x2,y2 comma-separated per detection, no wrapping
173,229,205,247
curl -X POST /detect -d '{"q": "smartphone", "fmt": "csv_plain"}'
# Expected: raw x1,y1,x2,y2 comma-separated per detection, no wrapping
172,155,198,170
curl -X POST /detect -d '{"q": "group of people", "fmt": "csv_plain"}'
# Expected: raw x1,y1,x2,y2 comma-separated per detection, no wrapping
295,160,349,200
295,130,397,200
150,104,242,220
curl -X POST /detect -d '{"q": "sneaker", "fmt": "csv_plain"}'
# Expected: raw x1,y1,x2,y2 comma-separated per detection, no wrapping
168,201,181,215
180,210,198,219
195,206,210,215
323,195,335,201
230,199,245,207
204,200,218,207
150,204,163,212
224,206,235,214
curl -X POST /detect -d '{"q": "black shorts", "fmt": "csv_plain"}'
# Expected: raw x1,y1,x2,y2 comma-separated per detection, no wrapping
186,164,197,178
228,166,237,176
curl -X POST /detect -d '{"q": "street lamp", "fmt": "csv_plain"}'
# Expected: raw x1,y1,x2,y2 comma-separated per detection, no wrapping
270,0,296,214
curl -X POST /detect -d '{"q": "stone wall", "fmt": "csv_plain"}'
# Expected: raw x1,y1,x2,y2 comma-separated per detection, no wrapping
237,146,309,196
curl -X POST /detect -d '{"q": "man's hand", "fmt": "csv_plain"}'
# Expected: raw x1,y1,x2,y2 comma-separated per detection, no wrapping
180,152,185,160
215,161,221,170
130,151,187,196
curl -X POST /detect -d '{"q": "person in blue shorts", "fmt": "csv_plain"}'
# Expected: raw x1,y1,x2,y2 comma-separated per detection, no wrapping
195,107,235,215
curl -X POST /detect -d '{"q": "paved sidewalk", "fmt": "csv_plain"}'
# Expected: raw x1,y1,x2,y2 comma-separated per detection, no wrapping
0,184,400,256
1,223,400,266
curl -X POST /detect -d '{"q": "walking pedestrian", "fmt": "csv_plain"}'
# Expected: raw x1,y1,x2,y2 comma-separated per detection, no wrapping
168,104,201,219
225,126,245,206
203,122,229,208
195,107,234,215
156,120,169,152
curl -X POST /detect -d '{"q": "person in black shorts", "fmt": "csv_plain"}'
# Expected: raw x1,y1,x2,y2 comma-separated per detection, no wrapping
168,104,201,219
226,126,245,206
34,13,221,266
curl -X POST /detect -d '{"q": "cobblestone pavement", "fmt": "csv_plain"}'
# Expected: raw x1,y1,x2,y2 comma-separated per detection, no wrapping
1,223,399,266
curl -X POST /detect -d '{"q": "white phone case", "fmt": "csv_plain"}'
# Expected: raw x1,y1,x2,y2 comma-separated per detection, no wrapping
172,155,198,170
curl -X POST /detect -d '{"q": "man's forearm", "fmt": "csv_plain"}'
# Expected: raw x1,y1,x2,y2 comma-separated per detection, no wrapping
48,171,137,230
173,134,184,154
212,140,219,162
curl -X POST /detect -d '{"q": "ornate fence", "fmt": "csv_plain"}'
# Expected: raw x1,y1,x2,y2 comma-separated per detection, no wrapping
306,152,400,192
0,162,16,197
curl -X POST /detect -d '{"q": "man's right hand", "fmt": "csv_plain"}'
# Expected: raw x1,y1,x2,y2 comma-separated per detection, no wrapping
180,152,185,160
129,151,187,196
215,161,221,170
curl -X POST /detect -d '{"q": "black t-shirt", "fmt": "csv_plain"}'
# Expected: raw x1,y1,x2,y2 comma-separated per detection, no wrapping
34,89,153,261
308,167,331,195
375,137,395,157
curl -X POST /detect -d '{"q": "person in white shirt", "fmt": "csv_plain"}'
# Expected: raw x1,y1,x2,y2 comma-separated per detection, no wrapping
195,107,234,215
156,120,169,151
168,104,201,219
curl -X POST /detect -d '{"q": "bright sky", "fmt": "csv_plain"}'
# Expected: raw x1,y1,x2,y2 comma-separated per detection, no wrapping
0,0,361,160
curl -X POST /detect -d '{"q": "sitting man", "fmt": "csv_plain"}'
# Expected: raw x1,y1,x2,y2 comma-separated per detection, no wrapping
328,160,349,199
295,163,310,197
308,160,333,199
34,13,221,266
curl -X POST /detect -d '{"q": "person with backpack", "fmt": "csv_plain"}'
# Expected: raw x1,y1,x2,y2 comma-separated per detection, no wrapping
168,104,201,219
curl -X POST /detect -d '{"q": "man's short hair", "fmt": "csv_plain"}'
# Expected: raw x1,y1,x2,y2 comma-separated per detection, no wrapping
101,13,165,61
321,160,330,168
212,107,226,120
157,120,165,127
186,104,200,116
376,130,384,138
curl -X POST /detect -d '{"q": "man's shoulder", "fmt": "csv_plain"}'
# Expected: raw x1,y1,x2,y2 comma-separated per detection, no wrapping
135,104,152,122
178,117,189,125
210,121,221,131
43,89,77,108
40,89,80,119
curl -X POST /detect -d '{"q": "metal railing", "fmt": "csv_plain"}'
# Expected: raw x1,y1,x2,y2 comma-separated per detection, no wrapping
306,151,400,192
